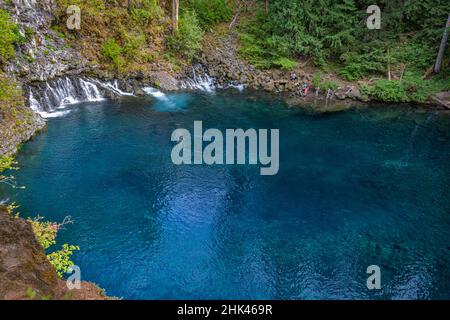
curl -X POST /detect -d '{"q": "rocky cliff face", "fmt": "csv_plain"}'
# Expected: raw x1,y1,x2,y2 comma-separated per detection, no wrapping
0,105,45,156
0,0,89,157
198,31,355,96
0,206,107,300
3,0,89,82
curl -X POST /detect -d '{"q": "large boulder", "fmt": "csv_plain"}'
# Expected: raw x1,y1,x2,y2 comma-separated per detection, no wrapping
149,71,179,91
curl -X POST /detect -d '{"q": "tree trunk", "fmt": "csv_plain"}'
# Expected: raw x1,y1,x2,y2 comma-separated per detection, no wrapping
387,48,391,81
172,0,179,35
434,14,450,74
265,0,269,13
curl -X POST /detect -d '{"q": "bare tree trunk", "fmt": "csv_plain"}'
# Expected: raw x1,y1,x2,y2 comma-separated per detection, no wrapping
434,14,450,74
265,0,269,13
172,0,179,35
399,63,407,83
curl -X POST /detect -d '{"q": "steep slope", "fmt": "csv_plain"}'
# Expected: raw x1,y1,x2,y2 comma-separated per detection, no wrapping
0,206,108,300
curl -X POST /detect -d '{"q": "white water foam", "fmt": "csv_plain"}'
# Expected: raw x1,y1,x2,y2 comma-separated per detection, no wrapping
39,110,72,118
143,87,169,100
94,79,134,96
29,91,71,118
28,77,135,119
180,68,216,93
227,83,245,92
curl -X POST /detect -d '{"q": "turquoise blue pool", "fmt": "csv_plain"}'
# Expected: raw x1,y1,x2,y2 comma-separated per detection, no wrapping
3,90,450,299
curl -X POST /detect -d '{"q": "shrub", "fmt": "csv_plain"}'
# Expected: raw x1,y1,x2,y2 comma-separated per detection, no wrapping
0,156,18,185
167,10,204,61
369,80,408,102
29,218,59,249
131,0,164,26
29,217,79,278
123,31,146,60
189,0,232,30
339,48,387,81
273,57,297,71
311,74,339,90
0,9,24,63
47,244,80,277
101,38,124,68
402,71,450,102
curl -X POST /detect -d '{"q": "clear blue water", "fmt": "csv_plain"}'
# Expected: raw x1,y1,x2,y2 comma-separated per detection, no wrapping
2,90,450,299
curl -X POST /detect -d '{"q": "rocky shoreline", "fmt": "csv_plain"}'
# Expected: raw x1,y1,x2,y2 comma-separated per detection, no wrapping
3,0,449,157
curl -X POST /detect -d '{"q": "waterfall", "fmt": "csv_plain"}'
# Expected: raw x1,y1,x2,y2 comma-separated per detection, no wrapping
180,66,216,92
142,87,169,101
180,64,245,93
226,82,245,92
28,77,132,118
94,79,134,96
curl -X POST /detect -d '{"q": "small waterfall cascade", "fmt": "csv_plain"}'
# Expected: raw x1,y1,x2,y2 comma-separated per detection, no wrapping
28,77,133,118
180,64,245,93
180,65,216,92
225,81,245,92
94,79,135,96
142,87,169,101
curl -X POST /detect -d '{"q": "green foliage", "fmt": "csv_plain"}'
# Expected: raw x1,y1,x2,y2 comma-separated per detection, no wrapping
122,31,146,60
367,80,409,102
237,12,294,69
390,43,436,71
244,0,360,65
1,156,79,279
0,9,24,64
0,155,22,189
131,0,164,26
47,244,80,277
362,70,450,103
339,47,387,81
55,0,106,17
237,30,271,68
402,72,450,102
238,0,449,85
312,74,339,90
52,0,230,70
0,155,17,174
55,0,164,70
167,10,204,61
273,57,297,71
29,217,58,250
187,0,232,30
25,288,37,300
101,38,124,69
29,216,79,278
50,26,65,39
